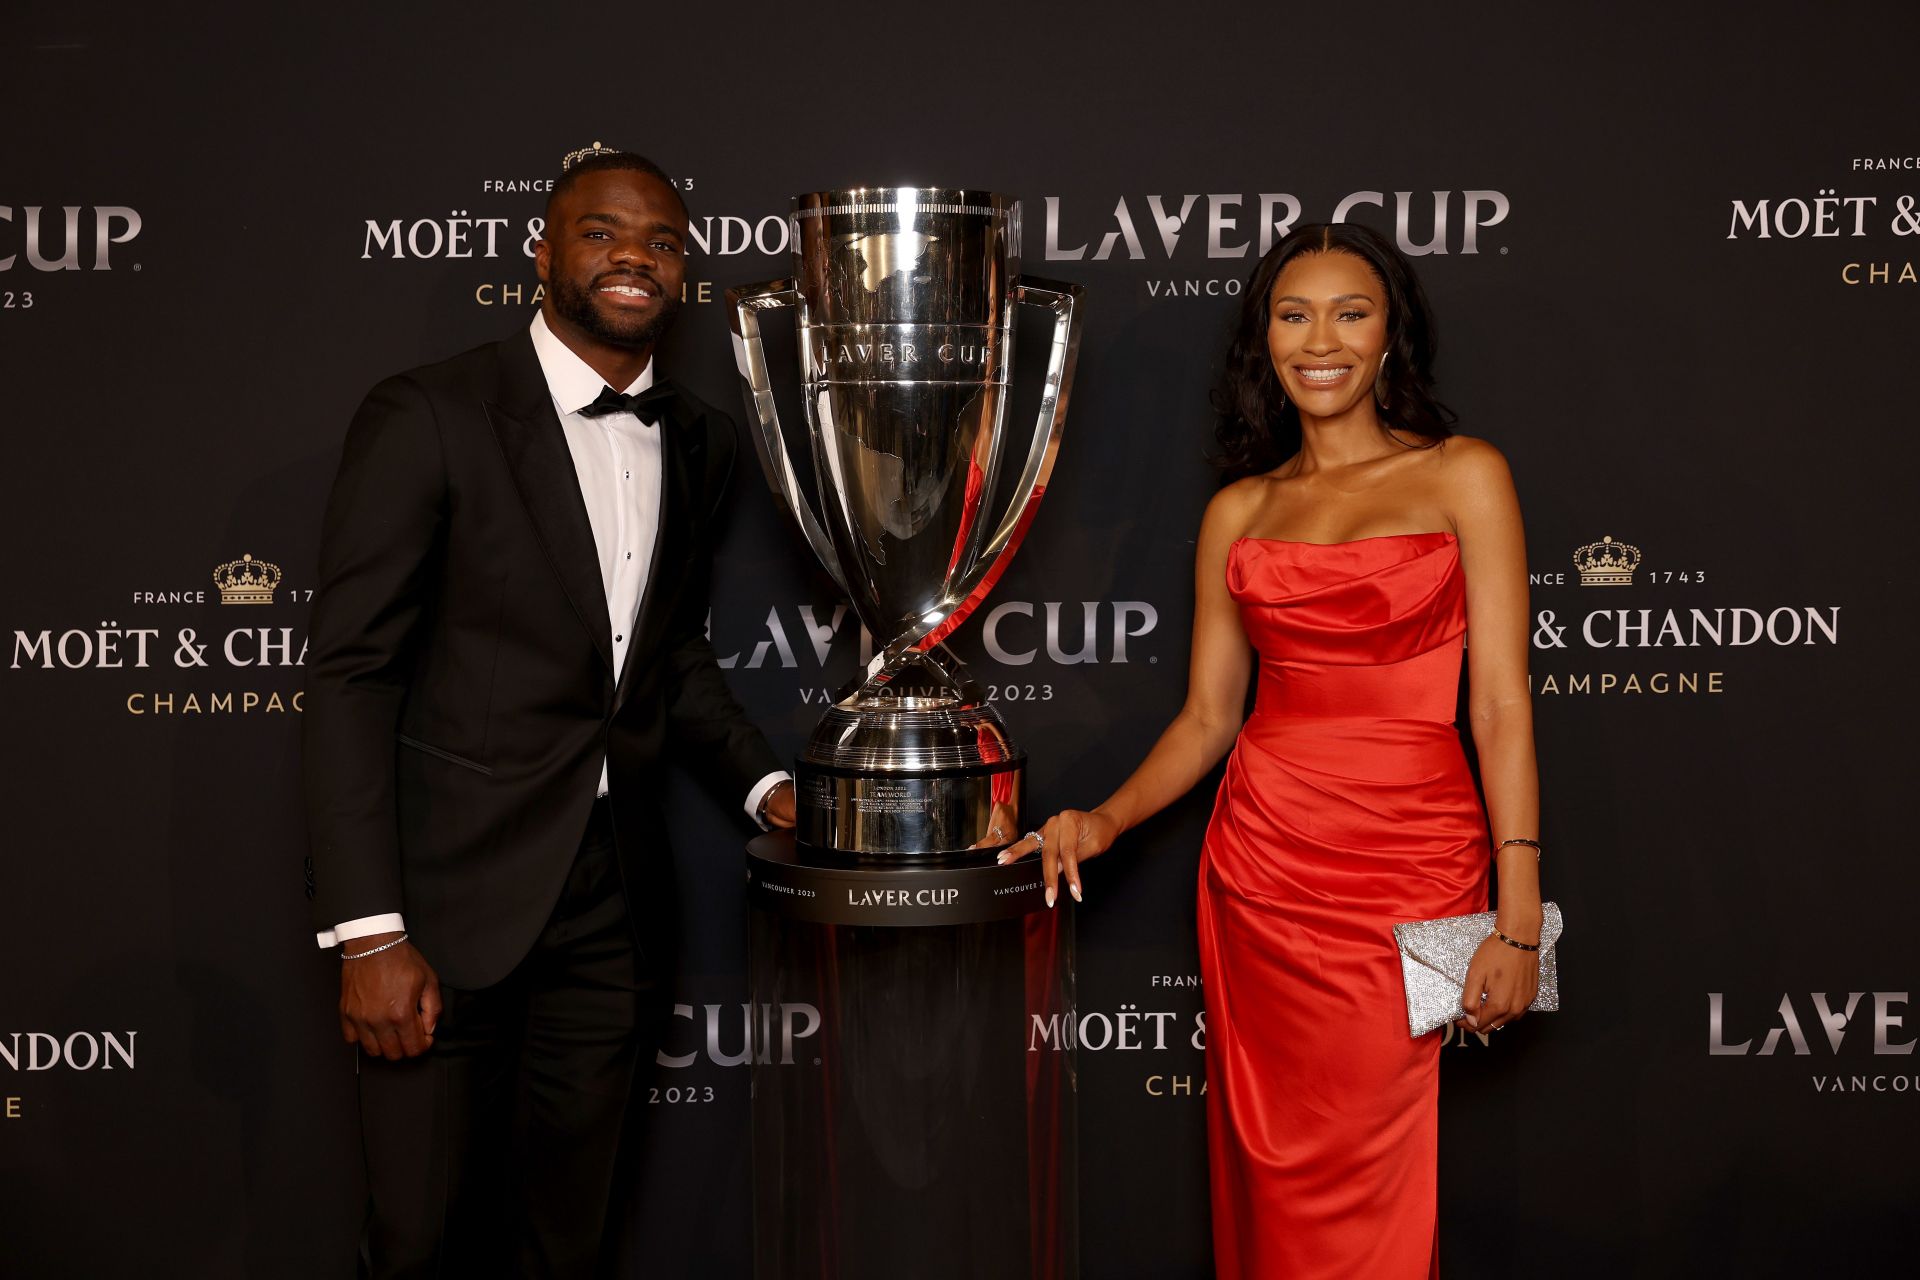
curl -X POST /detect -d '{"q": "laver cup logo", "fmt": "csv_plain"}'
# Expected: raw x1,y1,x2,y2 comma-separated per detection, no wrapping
1041,189,1511,260
654,1002,821,1069
713,599,1160,673
809,328,1002,376
1709,992,1917,1093
1042,188,1511,301
0,205,143,271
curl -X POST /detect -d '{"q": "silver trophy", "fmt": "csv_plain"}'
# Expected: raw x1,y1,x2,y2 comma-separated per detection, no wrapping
729,188,1083,858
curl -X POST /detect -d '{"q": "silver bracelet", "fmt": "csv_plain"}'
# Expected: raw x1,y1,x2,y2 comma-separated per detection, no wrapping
341,932,408,961
1497,838,1542,859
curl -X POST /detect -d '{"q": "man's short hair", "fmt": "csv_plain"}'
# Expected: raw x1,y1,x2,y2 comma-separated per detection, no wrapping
547,150,688,223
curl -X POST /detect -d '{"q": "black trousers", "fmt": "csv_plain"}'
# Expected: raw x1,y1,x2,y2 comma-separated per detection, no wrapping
357,799,663,1279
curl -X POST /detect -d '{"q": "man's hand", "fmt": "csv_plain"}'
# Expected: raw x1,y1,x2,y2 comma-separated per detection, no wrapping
339,933,442,1060
762,780,797,830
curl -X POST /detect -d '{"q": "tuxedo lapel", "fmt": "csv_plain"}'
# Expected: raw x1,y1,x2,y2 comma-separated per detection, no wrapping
484,333,615,674
615,384,703,706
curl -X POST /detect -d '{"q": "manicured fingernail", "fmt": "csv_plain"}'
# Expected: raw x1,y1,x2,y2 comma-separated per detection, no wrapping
996,852,1009,865
1070,883,1082,903
1045,887,1056,908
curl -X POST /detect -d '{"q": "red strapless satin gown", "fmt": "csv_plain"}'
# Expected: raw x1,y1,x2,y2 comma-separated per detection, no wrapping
1198,533,1488,1279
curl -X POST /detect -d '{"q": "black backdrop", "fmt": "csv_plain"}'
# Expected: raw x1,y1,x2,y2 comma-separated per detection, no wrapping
5,4,1919,1276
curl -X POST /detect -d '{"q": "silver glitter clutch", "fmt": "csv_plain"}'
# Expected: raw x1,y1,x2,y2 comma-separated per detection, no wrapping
1392,902,1564,1037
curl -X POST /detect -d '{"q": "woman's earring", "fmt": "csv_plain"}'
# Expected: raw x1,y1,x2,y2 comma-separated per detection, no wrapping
1373,353,1390,405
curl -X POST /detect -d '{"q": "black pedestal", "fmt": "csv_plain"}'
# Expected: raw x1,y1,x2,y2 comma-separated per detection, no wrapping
747,833,1078,1279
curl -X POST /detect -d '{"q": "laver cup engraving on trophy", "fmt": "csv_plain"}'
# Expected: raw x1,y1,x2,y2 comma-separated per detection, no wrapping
729,189,1083,857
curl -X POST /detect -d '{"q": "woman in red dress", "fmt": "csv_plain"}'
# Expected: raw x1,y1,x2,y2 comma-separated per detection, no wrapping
1004,222,1545,1278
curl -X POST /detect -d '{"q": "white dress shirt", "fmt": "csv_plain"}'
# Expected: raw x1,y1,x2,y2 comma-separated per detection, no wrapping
318,313,787,948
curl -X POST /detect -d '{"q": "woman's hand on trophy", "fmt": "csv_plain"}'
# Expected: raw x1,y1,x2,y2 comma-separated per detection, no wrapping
999,809,1119,907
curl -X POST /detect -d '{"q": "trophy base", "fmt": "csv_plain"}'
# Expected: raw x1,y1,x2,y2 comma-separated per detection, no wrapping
746,828,1078,1279
796,700,1024,858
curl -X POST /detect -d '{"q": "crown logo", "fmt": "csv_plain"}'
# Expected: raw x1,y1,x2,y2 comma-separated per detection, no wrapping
561,140,621,172
1572,535,1641,587
213,553,282,605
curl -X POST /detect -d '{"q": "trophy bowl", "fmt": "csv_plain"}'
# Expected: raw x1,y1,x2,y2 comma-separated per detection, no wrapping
729,188,1083,859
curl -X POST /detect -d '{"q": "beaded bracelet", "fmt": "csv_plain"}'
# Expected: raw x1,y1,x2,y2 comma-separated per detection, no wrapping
1497,838,1543,858
1493,928,1540,952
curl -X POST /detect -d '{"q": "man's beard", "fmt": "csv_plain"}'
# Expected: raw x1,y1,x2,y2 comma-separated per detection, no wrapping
551,272,682,350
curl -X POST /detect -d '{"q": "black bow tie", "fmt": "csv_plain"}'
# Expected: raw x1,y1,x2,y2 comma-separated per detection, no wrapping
580,382,674,422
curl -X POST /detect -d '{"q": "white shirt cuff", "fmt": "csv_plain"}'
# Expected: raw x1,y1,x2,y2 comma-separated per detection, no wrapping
745,771,792,830
316,912,407,949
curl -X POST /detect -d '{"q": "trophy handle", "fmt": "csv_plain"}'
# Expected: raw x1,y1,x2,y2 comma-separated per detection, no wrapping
726,277,850,598
891,275,1084,671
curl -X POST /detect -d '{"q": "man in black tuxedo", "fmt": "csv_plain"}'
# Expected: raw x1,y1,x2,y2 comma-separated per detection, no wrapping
302,147,794,1278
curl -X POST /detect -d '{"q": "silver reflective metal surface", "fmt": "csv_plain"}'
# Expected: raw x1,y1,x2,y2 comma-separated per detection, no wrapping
729,188,1083,857
799,766,1022,863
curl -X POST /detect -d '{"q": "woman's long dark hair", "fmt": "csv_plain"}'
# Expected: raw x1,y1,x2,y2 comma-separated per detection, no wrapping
1213,222,1455,482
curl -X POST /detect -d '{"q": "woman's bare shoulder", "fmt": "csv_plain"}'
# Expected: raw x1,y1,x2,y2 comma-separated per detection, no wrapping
1420,435,1522,534
1201,472,1280,540
1426,434,1513,494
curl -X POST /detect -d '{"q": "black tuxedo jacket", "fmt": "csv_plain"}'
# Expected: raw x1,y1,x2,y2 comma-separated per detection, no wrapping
302,330,779,989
